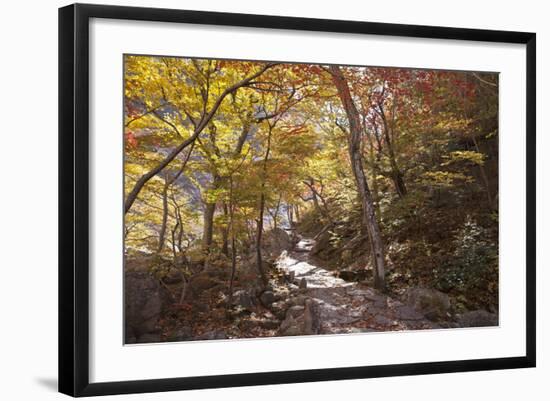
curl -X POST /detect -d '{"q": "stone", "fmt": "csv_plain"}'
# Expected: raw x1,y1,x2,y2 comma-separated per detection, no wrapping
278,300,321,337
205,253,231,274
303,299,320,335
263,228,293,259
374,315,394,326
168,326,193,342
310,229,333,257
280,325,304,336
289,294,308,306
163,268,183,284
373,298,389,309
233,289,256,309
286,305,305,318
348,327,378,334
394,305,425,321
270,301,289,320
299,278,308,289
260,290,278,306
256,284,274,296
189,273,219,293
197,330,227,340
259,319,281,330
279,305,305,336
125,270,164,342
288,271,295,282
439,321,460,329
458,310,499,327
352,289,388,307
403,287,451,320
338,270,357,281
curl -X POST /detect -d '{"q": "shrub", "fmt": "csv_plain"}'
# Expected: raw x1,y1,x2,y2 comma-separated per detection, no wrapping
435,216,498,307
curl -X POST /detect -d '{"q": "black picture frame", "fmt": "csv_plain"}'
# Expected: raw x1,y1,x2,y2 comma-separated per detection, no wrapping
59,3,536,397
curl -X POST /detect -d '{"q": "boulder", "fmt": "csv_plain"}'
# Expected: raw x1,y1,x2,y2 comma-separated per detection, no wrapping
188,272,220,294
394,305,425,321
233,289,256,309
162,268,183,284
263,228,293,259
125,270,165,343
285,305,305,318
279,305,305,336
289,294,308,307
458,310,499,327
168,326,193,342
237,257,271,285
338,269,371,283
259,319,281,330
374,315,394,326
279,300,320,336
288,271,296,282
260,290,278,306
338,270,357,281
303,298,320,335
310,229,333,257
270,300,290,320
203,253,231,280
403,287,451,320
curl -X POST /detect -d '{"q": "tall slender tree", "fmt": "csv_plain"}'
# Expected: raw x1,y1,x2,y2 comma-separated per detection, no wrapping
329,65,386,290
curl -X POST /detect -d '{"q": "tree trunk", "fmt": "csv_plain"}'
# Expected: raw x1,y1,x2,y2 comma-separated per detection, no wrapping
272,194,282,230
330,65,386,290
171,220,179,262
391,168,407,199
267,195,282,230
311,190,321,214
170,193,186,258
287,203,294,227
365,135,382,220
255,123,274,286
221,203,230,256
157,143,194,254
294,205,301,221
255,193,268,285
303,179,333,223
226,177,238,310
472,136,494,210
202,174,222,252
202,202,216,251
378,102,407,198
157,181,169,253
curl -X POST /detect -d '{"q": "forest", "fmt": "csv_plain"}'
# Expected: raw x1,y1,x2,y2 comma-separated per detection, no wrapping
123,55,499,344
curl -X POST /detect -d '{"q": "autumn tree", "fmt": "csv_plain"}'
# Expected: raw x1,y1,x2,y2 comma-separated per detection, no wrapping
124,57,276,214
329,65,386,290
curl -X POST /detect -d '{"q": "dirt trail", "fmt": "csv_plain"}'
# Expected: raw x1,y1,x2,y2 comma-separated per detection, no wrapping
276,237,439,334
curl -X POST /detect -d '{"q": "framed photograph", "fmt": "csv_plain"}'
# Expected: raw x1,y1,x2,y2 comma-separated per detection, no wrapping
59,3,536,397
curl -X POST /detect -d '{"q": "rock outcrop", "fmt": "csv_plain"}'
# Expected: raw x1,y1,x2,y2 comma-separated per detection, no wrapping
125,270,167,343
458,310,498,327
403,287,451,321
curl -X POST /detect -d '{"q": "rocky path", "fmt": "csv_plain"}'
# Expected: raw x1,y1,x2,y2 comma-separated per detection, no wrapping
127,234,496,344
274,237,439,335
